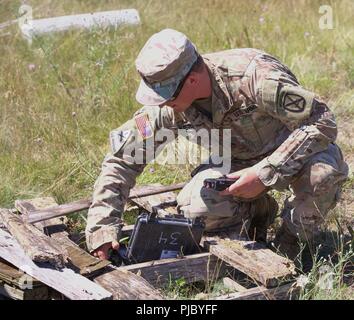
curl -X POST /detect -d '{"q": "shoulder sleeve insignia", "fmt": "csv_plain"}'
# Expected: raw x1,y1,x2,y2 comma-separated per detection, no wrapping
109,129,131,155
282,92,306,113
278,85,315,120
134,113,153,140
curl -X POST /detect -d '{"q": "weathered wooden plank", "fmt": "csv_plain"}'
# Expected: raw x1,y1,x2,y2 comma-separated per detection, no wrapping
0,228,112,300
26,183,186,224
4,200,80,299
204,235,296,288
18,198,162,300
0,258,50,300
0,209,68,268
93,267,164,300
121,225,134,237
213,281,299,300
15,197,68,237
120,252,225,287
131,183,178,216
16,198,110,276
0,259,42,287
0,281,25,300
15,197,161,300
222,277,248,292
0,279,49,300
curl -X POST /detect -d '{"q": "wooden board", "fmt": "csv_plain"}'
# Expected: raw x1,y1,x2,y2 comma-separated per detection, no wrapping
15,198,163,300
93,267,164,300
0,279,49,300
15,197,68,235
16,198,110,276
131,183,178,216
120,252,225,287
25,183,186,224
0,228,112,300
9,194,299,300
0,209,68,268
203,235,296,288
121,225,134,237
0,258,42,287
0,258,50,300
213,281,300,300
222,277,248,292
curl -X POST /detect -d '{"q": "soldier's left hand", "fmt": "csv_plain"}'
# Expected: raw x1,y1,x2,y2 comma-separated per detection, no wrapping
219,167,266,199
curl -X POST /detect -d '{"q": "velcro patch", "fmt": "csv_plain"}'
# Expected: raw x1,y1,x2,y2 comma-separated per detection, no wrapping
110,129,131,155
282,93,306,113
134,113,153,140
278,86,315,120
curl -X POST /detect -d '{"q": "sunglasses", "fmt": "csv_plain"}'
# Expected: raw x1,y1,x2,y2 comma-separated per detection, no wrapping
169,64,195,101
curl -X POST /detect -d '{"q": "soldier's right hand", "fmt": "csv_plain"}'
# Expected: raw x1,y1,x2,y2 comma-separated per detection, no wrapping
92,241,120,260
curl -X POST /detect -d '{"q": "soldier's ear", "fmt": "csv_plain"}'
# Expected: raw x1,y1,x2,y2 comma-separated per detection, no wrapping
187,72,199,86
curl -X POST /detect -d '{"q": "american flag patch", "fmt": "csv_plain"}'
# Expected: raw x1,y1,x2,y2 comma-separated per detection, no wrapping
134,113,153,140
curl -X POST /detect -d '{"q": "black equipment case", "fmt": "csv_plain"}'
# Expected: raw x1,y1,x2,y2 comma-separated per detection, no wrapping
120,213,205,264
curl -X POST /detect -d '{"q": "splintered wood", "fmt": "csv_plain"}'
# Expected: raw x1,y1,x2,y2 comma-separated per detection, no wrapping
130,183,178,216
214,281,300,300
13,197,164,300
15,198,110,276
15,197,68,235
121,252,224,287
125,189,298,299
204,236,296,288
0,259,49,300
94,268,164,300
0,209,68,268
25,183,185,224
0,228,112,300
0,190,299,300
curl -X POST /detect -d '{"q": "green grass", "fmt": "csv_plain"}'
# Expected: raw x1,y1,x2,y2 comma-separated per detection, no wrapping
298,232,354,300
0,0,353,299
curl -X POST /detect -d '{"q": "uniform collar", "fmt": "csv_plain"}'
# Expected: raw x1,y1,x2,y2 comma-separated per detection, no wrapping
203,57,234,126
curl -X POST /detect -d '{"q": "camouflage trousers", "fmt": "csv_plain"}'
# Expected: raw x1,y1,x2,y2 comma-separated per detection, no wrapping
177,143,349,241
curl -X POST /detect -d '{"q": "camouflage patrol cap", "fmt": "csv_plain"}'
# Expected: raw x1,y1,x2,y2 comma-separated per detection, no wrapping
135,28,199,106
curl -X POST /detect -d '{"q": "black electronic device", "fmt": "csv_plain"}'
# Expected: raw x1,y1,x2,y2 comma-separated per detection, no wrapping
203,176,236,191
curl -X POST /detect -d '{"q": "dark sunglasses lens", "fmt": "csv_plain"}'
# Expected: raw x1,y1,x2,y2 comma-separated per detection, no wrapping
171,82,183,100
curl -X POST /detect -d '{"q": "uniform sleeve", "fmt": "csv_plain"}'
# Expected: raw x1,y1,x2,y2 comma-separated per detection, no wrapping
253,70,337,190
85,105,180,252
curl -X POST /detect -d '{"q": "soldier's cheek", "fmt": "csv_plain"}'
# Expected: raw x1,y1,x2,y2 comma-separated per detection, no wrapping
173,104,191,113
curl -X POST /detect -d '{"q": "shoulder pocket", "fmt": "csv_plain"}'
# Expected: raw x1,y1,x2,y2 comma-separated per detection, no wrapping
261,72,281,114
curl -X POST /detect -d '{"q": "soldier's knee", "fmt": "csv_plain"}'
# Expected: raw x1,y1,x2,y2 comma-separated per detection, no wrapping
281,195,331,241
177,168,237,218
292,144,348,197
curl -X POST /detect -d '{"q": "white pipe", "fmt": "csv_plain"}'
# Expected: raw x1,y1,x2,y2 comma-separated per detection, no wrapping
18,5,140,41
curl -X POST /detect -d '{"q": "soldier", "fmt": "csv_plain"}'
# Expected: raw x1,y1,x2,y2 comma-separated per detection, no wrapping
85,29,349,263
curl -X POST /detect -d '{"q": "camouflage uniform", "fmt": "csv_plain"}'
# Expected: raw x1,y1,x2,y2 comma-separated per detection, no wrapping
85,29,348,255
